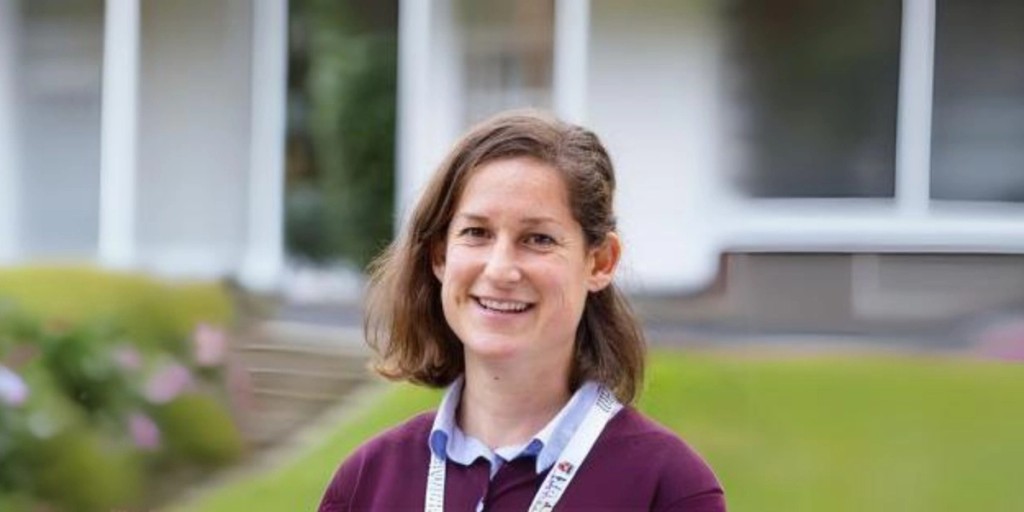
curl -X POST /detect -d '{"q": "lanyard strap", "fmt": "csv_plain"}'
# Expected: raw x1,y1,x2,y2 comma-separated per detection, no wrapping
424,386,622,512
527,386,622,511
425,450,446,512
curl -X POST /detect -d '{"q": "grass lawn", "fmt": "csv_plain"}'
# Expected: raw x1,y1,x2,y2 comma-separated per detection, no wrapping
179,351,1024,512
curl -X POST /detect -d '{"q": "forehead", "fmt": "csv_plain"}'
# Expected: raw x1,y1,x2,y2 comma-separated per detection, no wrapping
454,157,572,216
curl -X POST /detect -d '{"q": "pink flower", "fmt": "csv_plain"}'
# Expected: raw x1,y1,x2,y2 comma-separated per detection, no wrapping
112,345,143,371
0,364,29,406
128,412,161,450
977,318,1024,362
144,362,194,404
192,323,228,367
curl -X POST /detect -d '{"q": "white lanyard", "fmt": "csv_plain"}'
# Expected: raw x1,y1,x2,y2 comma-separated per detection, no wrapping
424,386,623,512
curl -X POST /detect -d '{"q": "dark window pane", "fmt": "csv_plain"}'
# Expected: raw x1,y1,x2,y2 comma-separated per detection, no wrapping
931,0,1024,203
725,0,901,198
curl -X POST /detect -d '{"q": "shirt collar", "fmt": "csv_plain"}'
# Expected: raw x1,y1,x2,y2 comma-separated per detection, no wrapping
429,377,601,475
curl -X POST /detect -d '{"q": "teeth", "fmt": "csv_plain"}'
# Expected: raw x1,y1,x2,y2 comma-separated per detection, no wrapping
477,298,529,312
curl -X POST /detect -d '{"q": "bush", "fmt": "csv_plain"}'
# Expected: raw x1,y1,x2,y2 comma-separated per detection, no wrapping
0,268,243,510
155,393,245,467
31,430,143,512
285,0,397,269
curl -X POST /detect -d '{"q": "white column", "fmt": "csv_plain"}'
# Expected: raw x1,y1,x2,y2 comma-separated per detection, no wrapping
98,0,140,268
553,0,591,124
895,0,936,216
0,0,20,264
397,0,463,226
240,0,288,291
397,0,435,223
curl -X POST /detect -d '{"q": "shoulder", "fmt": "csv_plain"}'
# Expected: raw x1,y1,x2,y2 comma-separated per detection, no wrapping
358,410,436,457
597,407,726,511
318,412,435,512
335,410,435,471
602,407,714,472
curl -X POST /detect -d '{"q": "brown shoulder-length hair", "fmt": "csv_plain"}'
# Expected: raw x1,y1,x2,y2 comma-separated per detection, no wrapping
365,109,646,404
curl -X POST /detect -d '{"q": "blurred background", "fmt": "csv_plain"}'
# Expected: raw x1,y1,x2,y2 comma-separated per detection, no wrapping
0,0,1022,511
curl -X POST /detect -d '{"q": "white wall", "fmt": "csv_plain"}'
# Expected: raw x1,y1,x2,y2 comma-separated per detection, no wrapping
136,0,252,278
588,0,725,292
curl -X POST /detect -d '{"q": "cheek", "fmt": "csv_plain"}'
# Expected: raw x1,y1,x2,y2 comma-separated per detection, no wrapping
437,249,475,299
542,264,590,313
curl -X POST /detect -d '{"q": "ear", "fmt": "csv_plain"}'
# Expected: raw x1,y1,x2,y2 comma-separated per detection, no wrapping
431,239,447,282
586,232,621,292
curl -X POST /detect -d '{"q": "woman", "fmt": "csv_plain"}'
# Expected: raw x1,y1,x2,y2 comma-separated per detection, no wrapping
319,111,725,511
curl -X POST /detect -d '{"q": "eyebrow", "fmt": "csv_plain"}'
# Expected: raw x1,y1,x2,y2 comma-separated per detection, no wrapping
453,213,562,226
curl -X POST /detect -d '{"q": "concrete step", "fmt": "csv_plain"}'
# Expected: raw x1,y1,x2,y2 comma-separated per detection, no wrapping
248,367,366,399
231,322,374,446
255,320,366,351
237,344,369,375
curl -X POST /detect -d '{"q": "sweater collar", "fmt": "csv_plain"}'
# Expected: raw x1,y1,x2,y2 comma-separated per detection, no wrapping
429,376,601,475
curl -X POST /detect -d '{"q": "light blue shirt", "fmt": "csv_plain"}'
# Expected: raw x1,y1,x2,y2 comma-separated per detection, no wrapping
428,376,601,480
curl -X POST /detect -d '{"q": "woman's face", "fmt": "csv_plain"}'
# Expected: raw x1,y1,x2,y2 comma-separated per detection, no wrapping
433,157,618,371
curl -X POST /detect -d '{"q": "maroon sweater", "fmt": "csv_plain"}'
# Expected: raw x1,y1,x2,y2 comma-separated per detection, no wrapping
319,407,725,511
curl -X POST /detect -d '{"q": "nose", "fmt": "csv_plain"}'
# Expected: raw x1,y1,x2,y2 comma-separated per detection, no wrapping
482,238,522,285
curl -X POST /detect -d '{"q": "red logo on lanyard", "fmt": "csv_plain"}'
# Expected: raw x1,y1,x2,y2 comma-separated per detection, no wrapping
556,461,574,475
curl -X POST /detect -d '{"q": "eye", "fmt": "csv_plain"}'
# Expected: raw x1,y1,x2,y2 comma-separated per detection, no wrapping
457,227,489,239
524,233,557,247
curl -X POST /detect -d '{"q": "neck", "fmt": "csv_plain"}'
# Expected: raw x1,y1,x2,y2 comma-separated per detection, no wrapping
459,356,572,450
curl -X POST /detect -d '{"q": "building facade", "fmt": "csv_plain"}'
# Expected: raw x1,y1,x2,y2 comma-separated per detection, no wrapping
0,0,286,290
399,0,1024,331
2,0,1023,331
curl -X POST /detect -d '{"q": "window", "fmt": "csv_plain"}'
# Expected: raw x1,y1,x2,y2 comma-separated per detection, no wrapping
459,0,554,126
931,0,1024,203
724,0,902,198
18,0,104,256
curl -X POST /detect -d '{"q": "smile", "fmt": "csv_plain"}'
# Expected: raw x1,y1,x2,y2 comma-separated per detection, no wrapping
473,296,533,313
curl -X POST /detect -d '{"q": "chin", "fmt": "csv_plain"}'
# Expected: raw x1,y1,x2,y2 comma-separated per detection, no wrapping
461,335,528,361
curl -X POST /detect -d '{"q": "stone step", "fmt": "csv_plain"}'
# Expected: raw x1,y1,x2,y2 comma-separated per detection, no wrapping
240,375,367,445
230,322,374,446
254,320,366,350
242,400,327,446
237,344,370,376
248,367,366,399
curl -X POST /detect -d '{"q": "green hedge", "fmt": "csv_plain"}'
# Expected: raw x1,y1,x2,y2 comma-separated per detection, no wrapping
0,266,233,348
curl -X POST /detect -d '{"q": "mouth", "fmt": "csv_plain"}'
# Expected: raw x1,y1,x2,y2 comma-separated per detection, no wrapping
473,296,534,314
